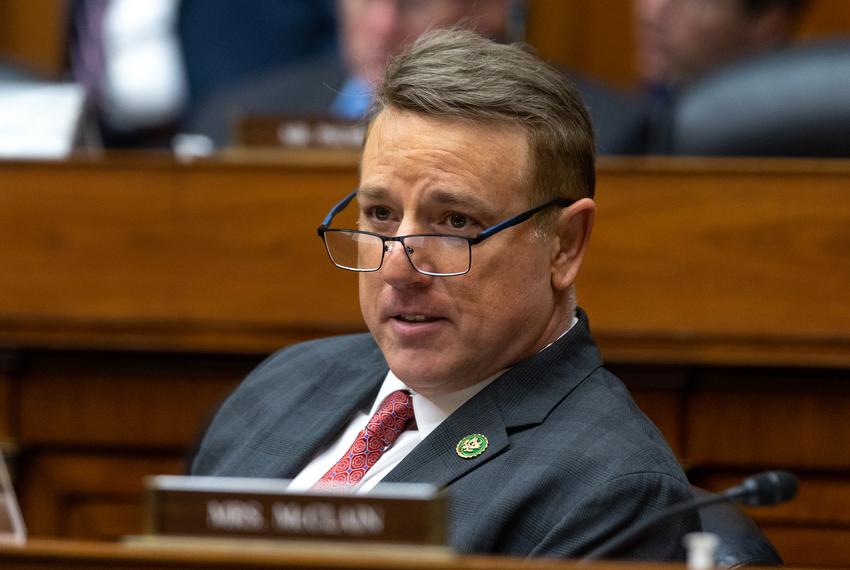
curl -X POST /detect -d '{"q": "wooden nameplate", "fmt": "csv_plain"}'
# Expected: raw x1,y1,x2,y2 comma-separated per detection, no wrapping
144,476,447,547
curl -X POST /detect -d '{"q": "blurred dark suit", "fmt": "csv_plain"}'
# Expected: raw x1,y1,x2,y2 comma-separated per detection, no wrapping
178,0,338,118
68,0,338,147
646,39,850,157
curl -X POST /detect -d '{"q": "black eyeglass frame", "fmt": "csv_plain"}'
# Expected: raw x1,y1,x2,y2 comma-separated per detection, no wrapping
316,189,575,277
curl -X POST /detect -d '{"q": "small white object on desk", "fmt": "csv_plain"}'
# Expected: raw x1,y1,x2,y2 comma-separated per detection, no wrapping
684,531,719,570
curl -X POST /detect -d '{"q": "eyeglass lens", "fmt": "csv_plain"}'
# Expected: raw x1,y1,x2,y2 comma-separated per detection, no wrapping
324,231,384,271
323,231,471,275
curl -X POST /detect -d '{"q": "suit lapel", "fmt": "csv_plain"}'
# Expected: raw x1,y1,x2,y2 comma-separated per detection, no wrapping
382,389,509,487
383,309,603,487
242,338,389,478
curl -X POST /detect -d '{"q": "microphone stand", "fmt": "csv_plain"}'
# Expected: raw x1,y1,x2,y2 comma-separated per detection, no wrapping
581,491,733,563
581,470,797,563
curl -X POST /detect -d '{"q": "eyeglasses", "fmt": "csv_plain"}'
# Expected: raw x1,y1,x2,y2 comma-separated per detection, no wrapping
316,190,574,277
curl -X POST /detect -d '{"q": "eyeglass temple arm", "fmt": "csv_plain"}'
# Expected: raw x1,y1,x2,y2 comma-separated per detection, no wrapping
472,198,574,243
317,189,358,235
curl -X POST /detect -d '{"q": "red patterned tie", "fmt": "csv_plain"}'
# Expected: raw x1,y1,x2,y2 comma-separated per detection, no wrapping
313,390,414,490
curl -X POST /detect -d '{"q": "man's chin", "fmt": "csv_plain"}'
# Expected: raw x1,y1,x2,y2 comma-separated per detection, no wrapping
387,351,444,387
384,350,452,390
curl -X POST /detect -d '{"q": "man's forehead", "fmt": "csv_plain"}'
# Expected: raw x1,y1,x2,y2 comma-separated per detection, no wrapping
365,107,529,144
360,109,531,212
357,185,496,213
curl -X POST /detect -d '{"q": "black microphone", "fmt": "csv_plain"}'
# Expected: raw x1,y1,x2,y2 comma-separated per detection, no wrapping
724,470,797,506
581,470,798,562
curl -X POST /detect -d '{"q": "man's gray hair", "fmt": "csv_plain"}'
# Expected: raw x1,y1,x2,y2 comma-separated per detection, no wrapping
367,28,596,209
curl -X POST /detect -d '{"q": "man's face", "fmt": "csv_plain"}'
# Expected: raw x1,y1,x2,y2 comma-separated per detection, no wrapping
634,0,763,84
357,109,565,396
338,0,508,86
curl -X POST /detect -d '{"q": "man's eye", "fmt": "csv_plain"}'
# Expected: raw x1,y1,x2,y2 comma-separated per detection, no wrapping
448,213,468,228
371,206,391,221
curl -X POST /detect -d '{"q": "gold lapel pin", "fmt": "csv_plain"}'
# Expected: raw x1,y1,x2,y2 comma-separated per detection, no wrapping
456,433,489,459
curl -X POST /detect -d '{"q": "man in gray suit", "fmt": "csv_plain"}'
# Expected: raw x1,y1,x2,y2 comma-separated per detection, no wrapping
192,29,698,560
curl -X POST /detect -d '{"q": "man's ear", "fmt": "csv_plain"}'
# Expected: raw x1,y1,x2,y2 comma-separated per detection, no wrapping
550,198,595,291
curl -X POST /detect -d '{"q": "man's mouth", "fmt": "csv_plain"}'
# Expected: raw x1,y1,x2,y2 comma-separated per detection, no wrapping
394,314,438,323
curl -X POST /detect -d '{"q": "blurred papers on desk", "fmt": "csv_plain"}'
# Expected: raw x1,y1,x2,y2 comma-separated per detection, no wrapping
0,83,86,159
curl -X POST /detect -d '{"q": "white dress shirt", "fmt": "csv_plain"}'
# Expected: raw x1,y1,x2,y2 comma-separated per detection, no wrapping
101,0,186,130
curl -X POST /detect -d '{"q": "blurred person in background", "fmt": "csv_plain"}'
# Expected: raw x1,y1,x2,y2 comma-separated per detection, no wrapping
69,0,336,147
178,0,337,124
338,0,516,92
634,0,808,102
188,0,519,146
633,0,814,154
188,0,647,154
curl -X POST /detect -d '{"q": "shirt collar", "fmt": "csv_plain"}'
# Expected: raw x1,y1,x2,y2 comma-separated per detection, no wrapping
540,313,579,352
377,369,503,441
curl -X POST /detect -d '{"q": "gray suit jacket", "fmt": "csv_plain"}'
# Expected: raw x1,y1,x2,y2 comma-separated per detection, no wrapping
192,309,698,560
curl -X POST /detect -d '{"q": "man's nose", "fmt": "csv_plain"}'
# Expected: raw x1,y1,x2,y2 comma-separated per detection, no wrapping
381,240,431,288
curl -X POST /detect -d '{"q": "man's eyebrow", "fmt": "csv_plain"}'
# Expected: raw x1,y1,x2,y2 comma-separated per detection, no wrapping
356,186,498,218
356,186,388,201
430,189,497,218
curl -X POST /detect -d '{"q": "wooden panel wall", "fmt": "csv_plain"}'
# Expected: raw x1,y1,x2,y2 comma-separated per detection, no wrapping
583,158,850,367
0,155,362,351
526,0,637,88
1,155,848,365
0,354,14,442
0,0,66,78
13,349,256,539
10,352,850,566
797,0,850,39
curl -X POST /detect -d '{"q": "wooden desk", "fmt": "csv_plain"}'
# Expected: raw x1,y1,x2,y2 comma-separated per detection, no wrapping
0,154,847,364
0,154,848,567
0,539,674,570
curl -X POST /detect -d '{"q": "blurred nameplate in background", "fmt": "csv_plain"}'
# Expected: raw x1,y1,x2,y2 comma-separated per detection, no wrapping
145,476,447,548
0,83,85,159
237,116,365,150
